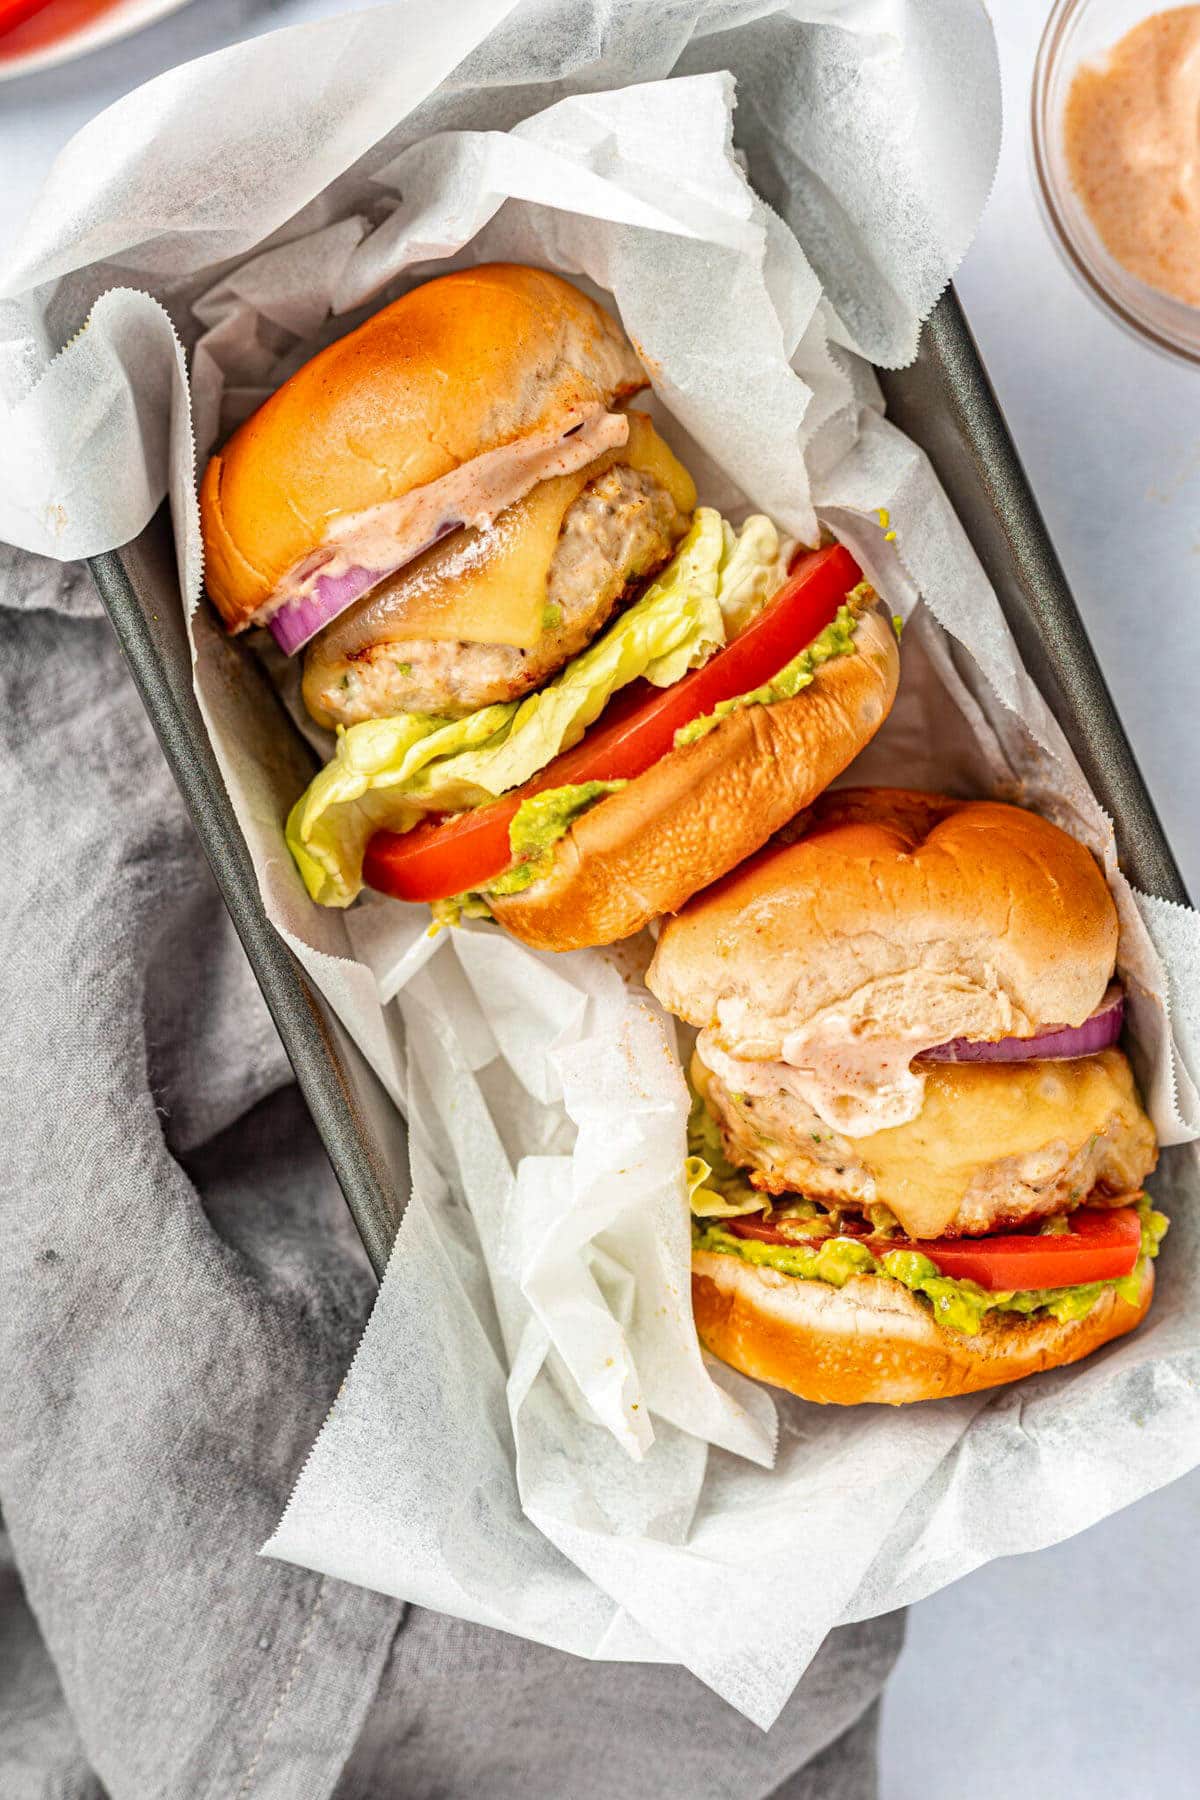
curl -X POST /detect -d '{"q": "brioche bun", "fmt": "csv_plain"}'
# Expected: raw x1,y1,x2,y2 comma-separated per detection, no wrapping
692,1248,1154,1406
648,788,1118,1054
488,604,900,952
200,265,647,631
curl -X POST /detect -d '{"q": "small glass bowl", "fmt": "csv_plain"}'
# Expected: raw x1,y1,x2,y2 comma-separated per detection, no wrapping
1032,0,1200,364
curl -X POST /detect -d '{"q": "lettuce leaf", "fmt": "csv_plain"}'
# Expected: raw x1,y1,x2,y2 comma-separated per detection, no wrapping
288,506,784,907
715,514,791,637
685,1089,766,1217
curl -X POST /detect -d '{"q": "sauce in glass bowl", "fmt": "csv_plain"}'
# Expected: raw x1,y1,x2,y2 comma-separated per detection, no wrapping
1034,0,1200,361
1065,7,1200,307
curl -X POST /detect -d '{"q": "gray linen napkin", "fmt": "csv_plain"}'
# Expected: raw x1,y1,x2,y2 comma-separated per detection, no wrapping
0,546,902,1798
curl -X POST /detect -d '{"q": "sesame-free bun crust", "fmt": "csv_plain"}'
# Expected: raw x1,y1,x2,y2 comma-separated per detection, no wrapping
692,1249,1154,1405
200,265,647,629
648,788,1119,1052
489,604,900,952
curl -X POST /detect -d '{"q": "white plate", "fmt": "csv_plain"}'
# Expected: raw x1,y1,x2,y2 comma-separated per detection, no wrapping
0,0,195,81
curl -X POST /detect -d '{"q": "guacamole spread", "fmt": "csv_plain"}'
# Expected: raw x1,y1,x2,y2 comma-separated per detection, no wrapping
487,780,626,897
430,779,626,928
672,588,868,748
692,1199,1168,1336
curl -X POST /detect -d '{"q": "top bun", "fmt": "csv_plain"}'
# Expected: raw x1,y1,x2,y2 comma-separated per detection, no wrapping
200,265,648,629
647,788,1119,1056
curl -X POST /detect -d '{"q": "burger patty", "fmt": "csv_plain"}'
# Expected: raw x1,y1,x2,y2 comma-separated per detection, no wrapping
302,463,689,728
693,1047,1157,1240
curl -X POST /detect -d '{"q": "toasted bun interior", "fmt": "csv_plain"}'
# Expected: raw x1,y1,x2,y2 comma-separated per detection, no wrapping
200,265,647,630
489,603,900,952
647,789,1119,1056
692,1249,1154,1405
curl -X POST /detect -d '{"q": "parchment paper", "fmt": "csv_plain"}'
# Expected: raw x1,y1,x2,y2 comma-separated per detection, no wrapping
5,0,1200,1731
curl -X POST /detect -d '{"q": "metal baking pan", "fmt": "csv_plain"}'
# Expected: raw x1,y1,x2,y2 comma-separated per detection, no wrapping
88,288,1189,1280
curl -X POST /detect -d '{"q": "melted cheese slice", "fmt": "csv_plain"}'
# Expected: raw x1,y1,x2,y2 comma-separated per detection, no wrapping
355,411,695,649
855,1051,1150,1239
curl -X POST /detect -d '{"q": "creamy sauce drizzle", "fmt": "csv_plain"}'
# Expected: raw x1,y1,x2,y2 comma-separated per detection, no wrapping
699,1031,935,1138
255,407,630,624
699,978,1028,1138
1065,8,1200,307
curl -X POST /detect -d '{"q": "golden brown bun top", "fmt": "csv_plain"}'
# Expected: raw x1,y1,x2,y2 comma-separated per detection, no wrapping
200,264,648,627
648,788,1119,1050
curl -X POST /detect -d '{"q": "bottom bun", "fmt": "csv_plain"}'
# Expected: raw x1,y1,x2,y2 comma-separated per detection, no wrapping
692,1249,1154,1406
490,604,898,951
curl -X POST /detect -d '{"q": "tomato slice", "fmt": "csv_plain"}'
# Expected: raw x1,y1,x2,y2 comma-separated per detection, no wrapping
364,542,862,904
909,1207,1142,1289
726,1205,1143,1291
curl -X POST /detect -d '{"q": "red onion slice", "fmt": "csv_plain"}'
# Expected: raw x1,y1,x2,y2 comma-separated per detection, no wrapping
265,519,463,657
256,410,629,656
267,564,374,656
920,984,1124,1064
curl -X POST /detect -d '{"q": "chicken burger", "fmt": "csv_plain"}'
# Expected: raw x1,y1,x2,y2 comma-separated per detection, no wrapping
646,788,1165,1405
200,264,899,950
